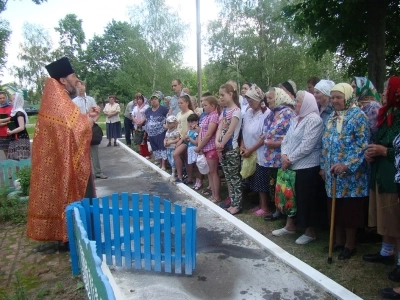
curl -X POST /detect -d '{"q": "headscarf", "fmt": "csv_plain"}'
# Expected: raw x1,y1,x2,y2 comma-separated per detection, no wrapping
10,93,28,123
264,87,294,131
377,76,400,127
328,83,355,134
245,84,265,102
274,87,294,107
314,80,335,97
331,83,355,110
151,91,164,101
298,91,319,118
0,92,10,108
353,76,380,102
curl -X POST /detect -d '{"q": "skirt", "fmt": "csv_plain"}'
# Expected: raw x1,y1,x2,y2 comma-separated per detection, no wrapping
7,138,30,160
106,122,122,140
294,166,323,228
248,164,269,193
0,136,10,151
187,147,198,164
328,196,368,229
369,185,400,237
148,132,167,160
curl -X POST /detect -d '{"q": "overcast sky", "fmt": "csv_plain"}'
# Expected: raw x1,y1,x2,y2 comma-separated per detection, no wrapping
1,0,219,82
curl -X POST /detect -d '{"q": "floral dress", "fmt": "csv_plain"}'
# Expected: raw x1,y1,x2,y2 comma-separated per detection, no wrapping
321,107,369,198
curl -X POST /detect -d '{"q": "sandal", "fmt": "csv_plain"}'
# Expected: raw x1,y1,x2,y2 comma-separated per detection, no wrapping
209,196,221,203
202,188,212,196
250,206,260,213
253,209,270,217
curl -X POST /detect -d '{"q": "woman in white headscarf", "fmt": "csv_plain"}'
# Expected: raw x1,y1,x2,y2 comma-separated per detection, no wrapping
6,93,30,160
272,91,324,245
314,79,335,123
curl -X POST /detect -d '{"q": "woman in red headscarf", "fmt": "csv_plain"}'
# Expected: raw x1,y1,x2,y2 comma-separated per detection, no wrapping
363,77,400,282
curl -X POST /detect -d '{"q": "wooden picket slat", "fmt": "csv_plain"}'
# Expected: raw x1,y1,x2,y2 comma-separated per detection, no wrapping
92,198,102,258
132,193,141,269
142,194,151,271
112,193,122,267
164,200,172,273
81,199,92,240
102,195,112,265
185,208,193,275
192,208,197,270
174,204,182,274
122,193,132,268
153,196,161,272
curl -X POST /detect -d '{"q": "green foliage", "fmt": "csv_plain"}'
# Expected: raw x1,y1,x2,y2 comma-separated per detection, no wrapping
11,23,52,102
205,0,347,93
0,189,27,223
17,166,30,196
281,0,400,90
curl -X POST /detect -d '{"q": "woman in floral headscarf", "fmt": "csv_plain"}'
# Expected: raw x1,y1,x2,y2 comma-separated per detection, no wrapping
351,77,381,137
363,77,400,282
321,83,369,260
263,87,296,221
240,84,271,216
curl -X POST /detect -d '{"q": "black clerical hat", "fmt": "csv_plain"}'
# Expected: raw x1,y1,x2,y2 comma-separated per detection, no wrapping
45,57,75,80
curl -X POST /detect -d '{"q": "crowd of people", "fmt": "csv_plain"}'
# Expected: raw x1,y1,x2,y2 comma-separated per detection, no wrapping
16,55,399,298
122,76,400,299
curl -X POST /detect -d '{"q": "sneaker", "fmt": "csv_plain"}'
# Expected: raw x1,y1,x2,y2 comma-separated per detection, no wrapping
295,234,316,245
219,197,231,209
174,178,183,183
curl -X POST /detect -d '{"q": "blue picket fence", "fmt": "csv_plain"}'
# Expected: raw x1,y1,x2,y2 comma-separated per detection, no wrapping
67,192,197,277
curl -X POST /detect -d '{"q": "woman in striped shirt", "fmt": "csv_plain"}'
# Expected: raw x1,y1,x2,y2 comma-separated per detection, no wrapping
272,91,324,245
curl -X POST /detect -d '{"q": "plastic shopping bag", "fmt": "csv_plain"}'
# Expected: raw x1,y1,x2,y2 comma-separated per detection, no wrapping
196,154,210,174
240,152,257,179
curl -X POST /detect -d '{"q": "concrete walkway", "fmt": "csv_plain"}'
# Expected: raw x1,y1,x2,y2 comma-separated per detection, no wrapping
94,140,336,300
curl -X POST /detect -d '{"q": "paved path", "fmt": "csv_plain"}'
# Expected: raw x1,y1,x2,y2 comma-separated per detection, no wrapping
94,140,333,300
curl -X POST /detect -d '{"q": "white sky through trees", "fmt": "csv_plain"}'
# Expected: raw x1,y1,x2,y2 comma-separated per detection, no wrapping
1,0,218,83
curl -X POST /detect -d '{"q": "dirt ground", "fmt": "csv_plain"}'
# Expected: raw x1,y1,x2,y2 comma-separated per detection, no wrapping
0,222,86,300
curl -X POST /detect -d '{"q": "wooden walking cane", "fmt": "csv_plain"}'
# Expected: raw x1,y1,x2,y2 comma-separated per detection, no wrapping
328,175,337,264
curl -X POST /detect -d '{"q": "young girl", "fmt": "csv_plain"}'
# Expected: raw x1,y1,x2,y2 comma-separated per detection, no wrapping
216,83,242,215
173,95,194,183
164,115,180,178
194,96,220,201
7,93,30,160
186,113,201,188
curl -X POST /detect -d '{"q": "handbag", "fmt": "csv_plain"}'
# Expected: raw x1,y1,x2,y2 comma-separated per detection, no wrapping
91,123,103,145
240,152,257,179
134,129,145,145
275,168,296,217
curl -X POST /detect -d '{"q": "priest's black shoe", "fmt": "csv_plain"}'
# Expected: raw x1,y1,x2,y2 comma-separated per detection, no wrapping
362,252,395,265
389,266,400,282
381,287,400,299
338,247,356,260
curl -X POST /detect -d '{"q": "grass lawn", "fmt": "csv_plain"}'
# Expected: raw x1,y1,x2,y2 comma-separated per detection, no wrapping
121,138,392,300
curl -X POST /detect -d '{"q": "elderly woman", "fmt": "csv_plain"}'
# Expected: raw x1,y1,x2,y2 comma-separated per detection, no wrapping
272,91,324,245
145,91,169,170
240,84,271,216
103,94,122,147
263,87,296,221
363,77,400,281
320,83,369,259
280,80,297,101
351,77,381,137
314,79,335,123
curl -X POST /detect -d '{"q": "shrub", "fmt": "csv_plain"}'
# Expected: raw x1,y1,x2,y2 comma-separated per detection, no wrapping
17,166,31,196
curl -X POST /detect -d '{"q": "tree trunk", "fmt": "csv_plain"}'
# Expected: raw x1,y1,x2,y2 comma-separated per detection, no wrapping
367,0,387,93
